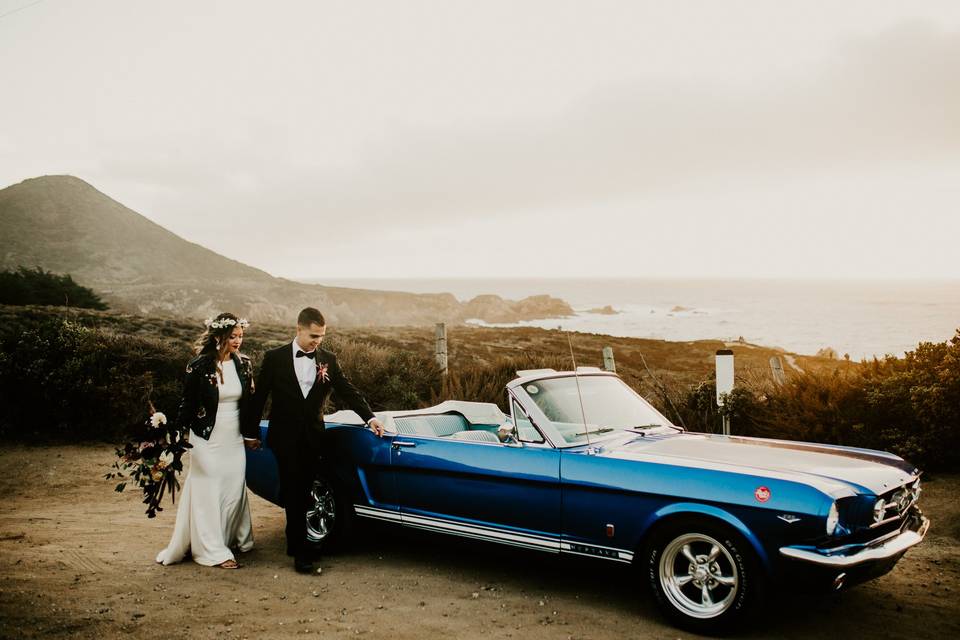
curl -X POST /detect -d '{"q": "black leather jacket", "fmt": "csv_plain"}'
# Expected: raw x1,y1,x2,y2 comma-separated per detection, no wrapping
176,351,255,440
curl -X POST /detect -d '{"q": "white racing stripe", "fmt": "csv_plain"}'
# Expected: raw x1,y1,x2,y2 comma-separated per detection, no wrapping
403,513,561,551
353,504,633,563
354,505,403,522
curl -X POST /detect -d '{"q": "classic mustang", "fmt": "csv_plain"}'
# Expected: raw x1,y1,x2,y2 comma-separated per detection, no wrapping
245,368,929,631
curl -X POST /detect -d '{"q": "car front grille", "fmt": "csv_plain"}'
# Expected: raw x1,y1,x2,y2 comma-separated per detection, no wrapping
870,480,921,529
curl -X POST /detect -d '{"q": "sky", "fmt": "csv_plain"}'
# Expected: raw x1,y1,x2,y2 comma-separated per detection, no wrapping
2,0,959,280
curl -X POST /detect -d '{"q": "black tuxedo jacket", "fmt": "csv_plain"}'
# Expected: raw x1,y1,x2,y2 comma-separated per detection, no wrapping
240,344,374,453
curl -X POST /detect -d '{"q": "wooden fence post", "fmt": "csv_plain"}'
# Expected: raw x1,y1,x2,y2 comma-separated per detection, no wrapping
602,346,617,373
435,323,448,375
769,356,786,386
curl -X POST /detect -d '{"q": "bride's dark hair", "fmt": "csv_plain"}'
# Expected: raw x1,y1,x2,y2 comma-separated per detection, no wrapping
194,312,243,383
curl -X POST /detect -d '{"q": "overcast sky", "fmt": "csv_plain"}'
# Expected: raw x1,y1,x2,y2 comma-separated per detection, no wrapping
2,1,959,280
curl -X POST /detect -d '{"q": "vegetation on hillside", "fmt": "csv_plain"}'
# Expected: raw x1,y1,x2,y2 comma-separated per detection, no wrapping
0,267,107,309
0,305,955,470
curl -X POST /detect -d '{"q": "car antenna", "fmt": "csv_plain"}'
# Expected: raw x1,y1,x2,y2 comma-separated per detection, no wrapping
567,333,591,447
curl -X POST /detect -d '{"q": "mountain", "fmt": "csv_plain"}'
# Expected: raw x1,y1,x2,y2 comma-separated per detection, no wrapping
0,176,573,325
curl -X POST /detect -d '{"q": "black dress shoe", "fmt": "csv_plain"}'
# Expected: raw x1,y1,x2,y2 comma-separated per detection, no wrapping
294,557,314,574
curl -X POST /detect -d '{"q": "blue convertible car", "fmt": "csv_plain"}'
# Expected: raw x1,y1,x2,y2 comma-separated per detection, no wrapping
246,368,928,631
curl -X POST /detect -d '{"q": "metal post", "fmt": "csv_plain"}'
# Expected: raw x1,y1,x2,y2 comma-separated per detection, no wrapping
602,346,616,373
716,349,734,435
435,322,448,375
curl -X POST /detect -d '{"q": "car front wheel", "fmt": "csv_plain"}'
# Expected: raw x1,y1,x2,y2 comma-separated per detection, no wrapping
643,520,762,632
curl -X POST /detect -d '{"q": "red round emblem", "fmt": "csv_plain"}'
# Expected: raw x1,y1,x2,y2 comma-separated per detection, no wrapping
754,486,771,502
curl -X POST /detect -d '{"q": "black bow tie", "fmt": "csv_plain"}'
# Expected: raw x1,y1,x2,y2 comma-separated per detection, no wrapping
296,350,317,359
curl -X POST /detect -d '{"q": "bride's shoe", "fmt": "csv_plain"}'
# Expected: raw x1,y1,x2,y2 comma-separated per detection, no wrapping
218,559,239,569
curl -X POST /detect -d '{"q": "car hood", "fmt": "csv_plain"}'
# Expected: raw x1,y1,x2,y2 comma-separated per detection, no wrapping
603,431,918,496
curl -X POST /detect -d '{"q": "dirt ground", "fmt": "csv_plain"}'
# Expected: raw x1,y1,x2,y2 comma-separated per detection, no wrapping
0,445,957,640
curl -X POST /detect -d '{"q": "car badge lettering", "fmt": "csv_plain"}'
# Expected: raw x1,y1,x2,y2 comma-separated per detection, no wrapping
778,514,800,523
754,486,771,502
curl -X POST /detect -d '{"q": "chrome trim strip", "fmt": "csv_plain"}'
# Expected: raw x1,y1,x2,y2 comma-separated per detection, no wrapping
780,517,929,567
869,514,902,529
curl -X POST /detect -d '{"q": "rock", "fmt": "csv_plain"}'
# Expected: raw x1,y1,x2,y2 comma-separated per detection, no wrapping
462,294,573,323
587,305,618,315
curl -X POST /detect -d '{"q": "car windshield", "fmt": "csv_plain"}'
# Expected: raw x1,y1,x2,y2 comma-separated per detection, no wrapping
521,375,673,445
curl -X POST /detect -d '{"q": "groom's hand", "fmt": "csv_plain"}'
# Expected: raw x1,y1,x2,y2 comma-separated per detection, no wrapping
243,438,261,450
368,418,385,437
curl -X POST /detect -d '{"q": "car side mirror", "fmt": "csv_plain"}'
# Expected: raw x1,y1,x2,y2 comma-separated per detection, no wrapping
497,422,522,447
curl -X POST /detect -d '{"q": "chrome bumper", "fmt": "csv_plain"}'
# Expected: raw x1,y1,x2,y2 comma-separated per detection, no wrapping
779,516,930,568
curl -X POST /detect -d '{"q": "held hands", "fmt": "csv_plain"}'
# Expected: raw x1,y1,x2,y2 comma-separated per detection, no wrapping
368,418,385,437
243,438,262,450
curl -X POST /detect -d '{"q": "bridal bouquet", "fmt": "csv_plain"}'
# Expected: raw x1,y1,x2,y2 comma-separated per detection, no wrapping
106,403,192,518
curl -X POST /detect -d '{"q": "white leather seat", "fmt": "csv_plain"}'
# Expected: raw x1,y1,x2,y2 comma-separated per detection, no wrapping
450,430,501,443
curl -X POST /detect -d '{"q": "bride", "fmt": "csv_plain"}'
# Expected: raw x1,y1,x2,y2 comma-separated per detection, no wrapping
156,312,255,568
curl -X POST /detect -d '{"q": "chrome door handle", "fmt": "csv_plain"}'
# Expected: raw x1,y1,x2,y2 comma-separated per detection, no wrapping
392,441,417,449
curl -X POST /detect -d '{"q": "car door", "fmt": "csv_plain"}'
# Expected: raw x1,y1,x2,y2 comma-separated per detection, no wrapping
391,406,561,552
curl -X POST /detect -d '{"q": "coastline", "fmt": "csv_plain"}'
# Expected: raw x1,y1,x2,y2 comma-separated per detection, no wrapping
311,277,960,360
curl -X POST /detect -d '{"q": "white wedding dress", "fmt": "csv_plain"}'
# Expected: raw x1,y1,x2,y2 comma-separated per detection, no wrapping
156,358,254,566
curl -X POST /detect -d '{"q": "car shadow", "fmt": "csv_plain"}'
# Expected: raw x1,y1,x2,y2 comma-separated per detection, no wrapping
253,518,926,638
342,523,865,637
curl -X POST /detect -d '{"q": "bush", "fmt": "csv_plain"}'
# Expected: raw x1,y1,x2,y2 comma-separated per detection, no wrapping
322,336,443,412
0,266,107,309
434,353,572,411
5,308,955,472
0,318,186,441
667,329,960,470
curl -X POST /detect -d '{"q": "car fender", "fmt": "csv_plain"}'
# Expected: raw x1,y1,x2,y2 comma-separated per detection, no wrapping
638,502,772,573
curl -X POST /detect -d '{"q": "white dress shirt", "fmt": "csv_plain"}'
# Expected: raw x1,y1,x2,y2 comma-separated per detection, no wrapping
292,339,317,398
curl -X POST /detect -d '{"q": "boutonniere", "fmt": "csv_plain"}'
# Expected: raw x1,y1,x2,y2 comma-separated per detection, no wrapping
315,361,330,383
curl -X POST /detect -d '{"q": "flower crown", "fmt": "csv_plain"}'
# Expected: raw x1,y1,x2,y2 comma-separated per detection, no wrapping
204,316,250,330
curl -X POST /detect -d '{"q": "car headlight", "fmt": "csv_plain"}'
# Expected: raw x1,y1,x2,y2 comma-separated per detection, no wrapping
826,501,840,536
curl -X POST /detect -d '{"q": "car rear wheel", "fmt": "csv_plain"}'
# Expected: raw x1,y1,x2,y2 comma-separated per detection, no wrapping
643,520,762,632
305,474,352,553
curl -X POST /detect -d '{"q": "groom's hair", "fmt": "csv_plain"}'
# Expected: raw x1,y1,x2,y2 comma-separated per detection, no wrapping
297,307,326,327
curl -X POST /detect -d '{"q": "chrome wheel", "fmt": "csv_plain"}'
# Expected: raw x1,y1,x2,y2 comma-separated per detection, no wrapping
659,532,739,619
305,478,337,542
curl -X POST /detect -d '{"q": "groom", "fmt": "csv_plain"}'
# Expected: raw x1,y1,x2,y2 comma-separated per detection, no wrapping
241,307,384,574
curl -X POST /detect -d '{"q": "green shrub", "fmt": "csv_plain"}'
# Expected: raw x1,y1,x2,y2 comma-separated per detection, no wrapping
322,336,443,412
0,318,186,441
0,266,107,309
4,308,956,472
667,329,960,470
433,353,571,411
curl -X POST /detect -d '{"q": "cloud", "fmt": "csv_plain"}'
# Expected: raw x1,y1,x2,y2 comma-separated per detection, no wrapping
295,22,959,227
13,21,957,266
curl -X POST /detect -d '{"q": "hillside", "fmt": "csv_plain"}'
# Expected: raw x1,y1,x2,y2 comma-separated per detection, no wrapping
0,176,572,325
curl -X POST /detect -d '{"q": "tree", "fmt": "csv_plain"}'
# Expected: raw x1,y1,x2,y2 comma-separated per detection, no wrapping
0,266,107,310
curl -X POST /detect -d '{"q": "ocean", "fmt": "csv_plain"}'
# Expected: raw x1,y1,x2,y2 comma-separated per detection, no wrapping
315,278,960,361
